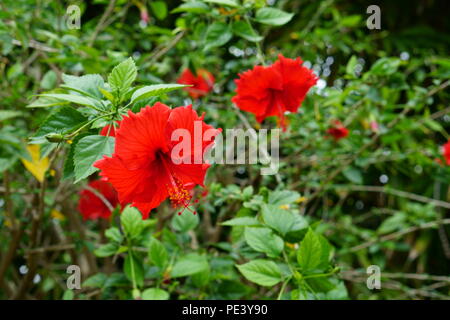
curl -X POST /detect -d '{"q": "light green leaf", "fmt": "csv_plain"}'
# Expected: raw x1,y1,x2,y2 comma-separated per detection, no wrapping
346,55,358,76
83,273,107,288
221,216,260,226
261,204,295,236
255,8,294,26
105,227,123,243
141,288,169,300
27,96,68,108
73,135,114,182
148,238,168,268
204,22,233,51
0,110,22,121
236,260,282,286
204,0,239,8
268,190,301,206
41,70,57,90
171,211,199,233
130,84,188,103
342,167,363,184
244,227,284,257
232,20,263,42
38,93,104,110
94,243,118,257
171,253,208,278
121,206,144,238
171,2,209,14
62,73,106,99
108,57,137,94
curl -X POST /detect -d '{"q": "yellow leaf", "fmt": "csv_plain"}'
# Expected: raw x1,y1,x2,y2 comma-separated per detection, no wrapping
20,145,49,183
296,196,307,203
51,209,65,221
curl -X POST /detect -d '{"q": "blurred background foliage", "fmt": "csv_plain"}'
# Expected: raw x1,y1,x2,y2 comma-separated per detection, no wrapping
0,0,449,300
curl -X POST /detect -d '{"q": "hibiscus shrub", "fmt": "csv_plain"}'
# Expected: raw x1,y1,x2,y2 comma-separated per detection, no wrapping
0,0,449,300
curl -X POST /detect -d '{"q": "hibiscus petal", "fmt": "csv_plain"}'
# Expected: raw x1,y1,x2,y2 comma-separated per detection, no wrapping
114,103,171,170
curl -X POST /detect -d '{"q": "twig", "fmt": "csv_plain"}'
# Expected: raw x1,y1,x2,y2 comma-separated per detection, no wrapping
88,0,117,46
336,185,450,210
345,218,450,253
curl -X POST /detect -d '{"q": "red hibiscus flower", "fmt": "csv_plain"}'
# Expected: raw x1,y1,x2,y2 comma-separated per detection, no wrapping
94,103,221,219
177,69,215,99
78,179,119,220
100,121,120,137
442,141,450,165
327,120,349,141
232,54,317,131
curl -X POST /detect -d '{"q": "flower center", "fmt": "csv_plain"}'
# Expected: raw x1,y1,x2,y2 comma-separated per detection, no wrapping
158,151,196,215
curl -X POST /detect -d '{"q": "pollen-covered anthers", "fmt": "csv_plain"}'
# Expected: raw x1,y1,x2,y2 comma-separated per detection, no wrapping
166,176,196,216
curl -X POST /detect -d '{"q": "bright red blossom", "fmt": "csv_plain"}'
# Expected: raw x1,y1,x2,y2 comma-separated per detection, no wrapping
78,179,119,220
327,121,349,140
232,54,317,130
443,141,450,165
177,69,215,99
94,103,221,219
100,122,120,137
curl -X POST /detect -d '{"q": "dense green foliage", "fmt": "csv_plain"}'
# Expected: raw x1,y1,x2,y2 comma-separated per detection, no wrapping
0,0,449,300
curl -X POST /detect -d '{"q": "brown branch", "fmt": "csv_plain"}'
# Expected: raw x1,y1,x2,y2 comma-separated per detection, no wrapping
345,218,450,253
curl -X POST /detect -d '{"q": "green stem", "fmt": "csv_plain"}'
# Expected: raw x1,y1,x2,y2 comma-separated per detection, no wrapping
277,277,291,300
128,247,138,290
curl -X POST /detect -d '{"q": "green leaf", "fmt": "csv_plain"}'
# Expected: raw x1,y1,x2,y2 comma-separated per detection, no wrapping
261,204,296,236
171,253,208,278
105,227,123,243
121,206,144,238
141,288,169,300
244,227,284,257
150,1,168,20
171,211,199,233
232,20,263,42
108,57,137,94
268,190,301,206
297,229,331,274
27,96,68,108
35,106,87,138
171,2,209,14
62,290,74,300
130,84,188,104
73,135,114,182
148,238,168,268
94,243,118,257
0,110,22,121
83,273,107,288
342,167,363,184
254,8,294,26
62,132,89,180
204,0,239,7
204,22,233,51
41,70,57,90
221,216,260,226
346,55,358,76
124,253,144,287
236,260,282,286
38,93,104,110
62,73,106,99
